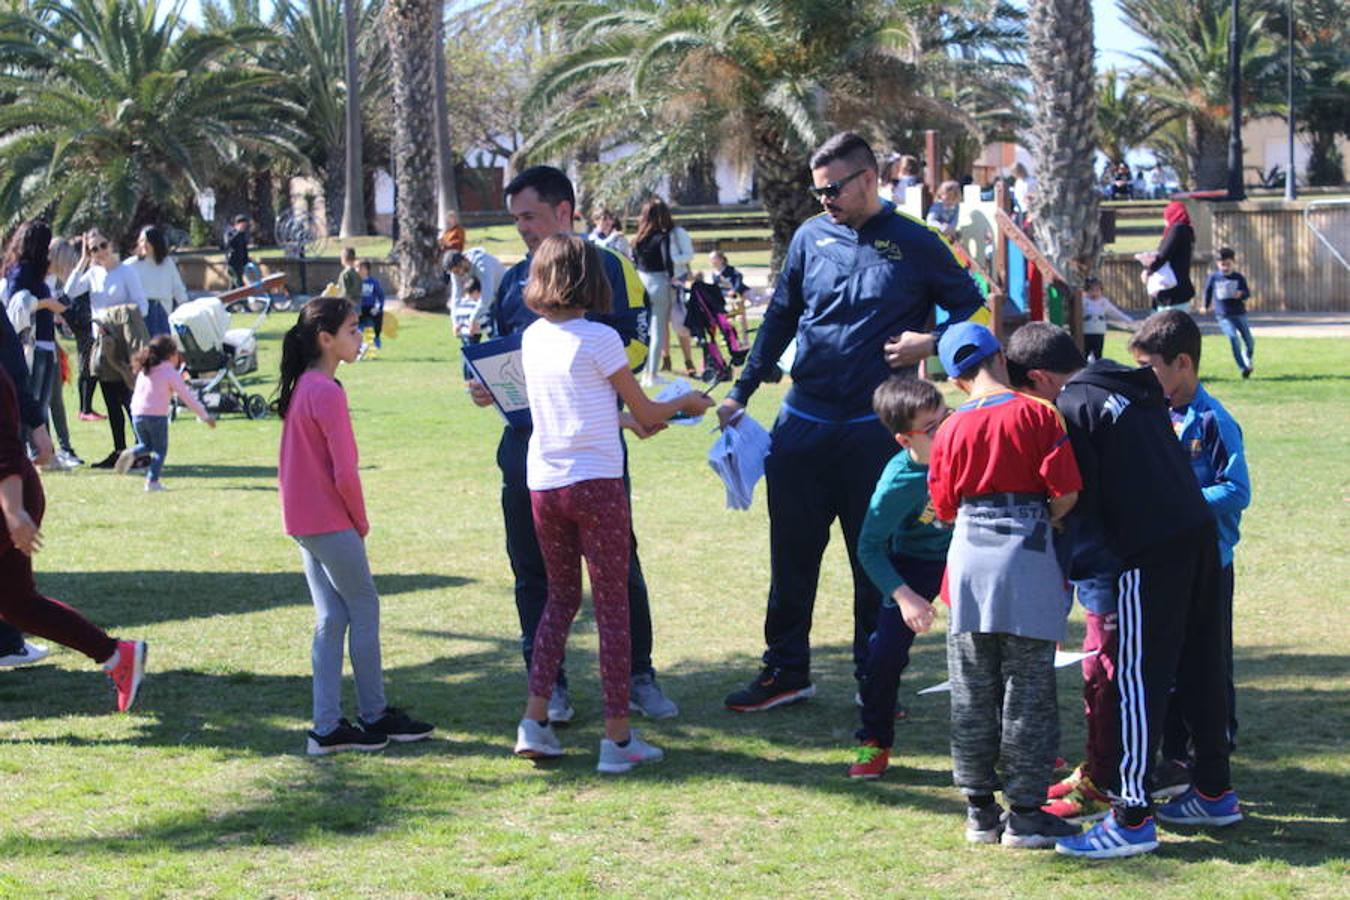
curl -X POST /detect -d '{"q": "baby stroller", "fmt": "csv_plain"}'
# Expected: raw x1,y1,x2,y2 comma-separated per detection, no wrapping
684,280,749,383
167,295,271,419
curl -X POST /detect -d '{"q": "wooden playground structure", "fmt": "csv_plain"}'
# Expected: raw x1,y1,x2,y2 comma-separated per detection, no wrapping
893,130,1084,348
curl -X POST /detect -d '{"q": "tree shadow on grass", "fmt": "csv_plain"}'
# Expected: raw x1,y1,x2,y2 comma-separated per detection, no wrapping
36,571,475,628
0,635,1342,867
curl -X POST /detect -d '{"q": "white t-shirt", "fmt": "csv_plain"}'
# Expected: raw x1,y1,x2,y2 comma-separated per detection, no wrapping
522,317,629,491
1082,294,1133,335
65,264,148,319
124,256,188,307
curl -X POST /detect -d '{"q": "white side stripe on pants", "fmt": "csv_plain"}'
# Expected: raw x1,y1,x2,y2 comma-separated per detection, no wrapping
1117,568,1148,807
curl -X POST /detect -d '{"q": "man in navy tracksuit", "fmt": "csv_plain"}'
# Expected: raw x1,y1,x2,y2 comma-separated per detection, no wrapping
1007,323,1241,859
719,132,985,711
468,166,678,724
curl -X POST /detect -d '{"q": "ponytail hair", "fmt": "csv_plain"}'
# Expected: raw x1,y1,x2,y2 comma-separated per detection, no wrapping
132,335,180,375
275,294,354,418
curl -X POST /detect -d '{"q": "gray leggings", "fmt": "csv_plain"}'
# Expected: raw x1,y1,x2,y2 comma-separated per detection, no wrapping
295,529,386,734
947,629,1058,808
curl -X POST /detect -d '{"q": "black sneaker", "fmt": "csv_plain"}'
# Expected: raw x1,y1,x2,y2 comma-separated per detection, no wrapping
1150,758,1192,802
361,707,434,743
1002,809,1081,848
965,801,1006,844
91,451,121,470
306,718,390,756
724,666,815,712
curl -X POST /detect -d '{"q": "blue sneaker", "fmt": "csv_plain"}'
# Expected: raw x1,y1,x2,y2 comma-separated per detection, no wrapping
1056,810,1159,859
1155,787,1243,827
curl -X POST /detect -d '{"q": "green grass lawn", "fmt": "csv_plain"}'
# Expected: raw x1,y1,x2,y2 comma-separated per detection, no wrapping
1,314,1345,896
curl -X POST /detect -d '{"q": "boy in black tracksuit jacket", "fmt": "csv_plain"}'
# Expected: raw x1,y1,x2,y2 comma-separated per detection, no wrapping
1007,323,1240,858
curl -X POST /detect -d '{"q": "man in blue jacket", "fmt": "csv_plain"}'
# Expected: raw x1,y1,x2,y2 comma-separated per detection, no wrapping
718,132,986,711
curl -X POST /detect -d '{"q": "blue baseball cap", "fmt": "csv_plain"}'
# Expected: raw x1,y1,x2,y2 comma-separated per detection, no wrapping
938,321,1002,379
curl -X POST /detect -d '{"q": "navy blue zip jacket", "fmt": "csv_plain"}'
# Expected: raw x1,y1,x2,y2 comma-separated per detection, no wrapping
728,202,985,420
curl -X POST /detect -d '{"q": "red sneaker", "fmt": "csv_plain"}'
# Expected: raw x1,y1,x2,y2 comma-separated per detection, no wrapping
1043,774,1112,824
107,640,147,712
847,741,890,779
1047,763,1086,801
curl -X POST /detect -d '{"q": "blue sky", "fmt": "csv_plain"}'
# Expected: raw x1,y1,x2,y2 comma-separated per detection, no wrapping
180,0,1149,73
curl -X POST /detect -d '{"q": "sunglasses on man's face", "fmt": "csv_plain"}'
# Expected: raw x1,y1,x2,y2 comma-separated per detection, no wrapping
809,168,868,200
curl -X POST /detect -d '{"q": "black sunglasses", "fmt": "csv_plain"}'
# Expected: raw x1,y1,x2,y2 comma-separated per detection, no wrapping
93,241,109,251
809,168,868,200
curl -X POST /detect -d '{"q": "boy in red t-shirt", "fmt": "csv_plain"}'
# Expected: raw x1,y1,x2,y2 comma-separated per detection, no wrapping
928,322,1082,849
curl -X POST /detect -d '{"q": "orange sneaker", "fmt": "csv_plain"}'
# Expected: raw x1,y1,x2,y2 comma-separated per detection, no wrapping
847,741,890,780
106,640,147,712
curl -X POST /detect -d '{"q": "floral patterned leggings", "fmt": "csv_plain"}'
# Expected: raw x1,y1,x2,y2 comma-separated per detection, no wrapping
527,478,632,719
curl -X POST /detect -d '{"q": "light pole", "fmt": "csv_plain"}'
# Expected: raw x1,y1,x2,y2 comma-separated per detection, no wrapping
1285,0,1296,201
1227,0,1246,200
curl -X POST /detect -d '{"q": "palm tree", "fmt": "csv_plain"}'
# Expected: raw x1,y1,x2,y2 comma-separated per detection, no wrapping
1026,0,1099,286
1119,0,1282,190
522,0,989,274
432,9,459,223
269,0,389,234
0,0,303,245
386,0,446,310
1266,0,1350,186
340,0,368,236
1095,67,1170,165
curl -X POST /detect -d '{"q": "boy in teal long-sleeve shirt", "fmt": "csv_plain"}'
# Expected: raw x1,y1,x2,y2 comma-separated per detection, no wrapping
848,376,952,780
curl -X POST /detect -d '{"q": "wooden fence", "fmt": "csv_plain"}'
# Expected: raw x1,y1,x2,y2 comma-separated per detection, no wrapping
1099,200,1349,312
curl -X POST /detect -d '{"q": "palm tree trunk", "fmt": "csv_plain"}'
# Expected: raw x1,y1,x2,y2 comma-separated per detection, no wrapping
1190,116,1229,191
1026,0,1101,284
250,168,277,246
752,118,818,279
340,0,367,237
432,10,459,222
387,0,447,311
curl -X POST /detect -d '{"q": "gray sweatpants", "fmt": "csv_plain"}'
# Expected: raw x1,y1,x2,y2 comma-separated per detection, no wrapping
947,629,1058,808
295,529,386,734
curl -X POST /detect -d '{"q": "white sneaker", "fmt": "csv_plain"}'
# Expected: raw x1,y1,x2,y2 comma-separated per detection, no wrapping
112,448,138,475
0,641,51,668
547,684,575,724
597,730,664,774
629,672,679,719
514,718,563,759
145,480,167,492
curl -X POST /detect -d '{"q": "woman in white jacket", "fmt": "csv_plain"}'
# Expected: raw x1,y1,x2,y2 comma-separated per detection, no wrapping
125,226,188,337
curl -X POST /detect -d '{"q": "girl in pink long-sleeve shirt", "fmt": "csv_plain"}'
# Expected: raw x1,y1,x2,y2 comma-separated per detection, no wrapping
277,295,433,755
114,336,215,489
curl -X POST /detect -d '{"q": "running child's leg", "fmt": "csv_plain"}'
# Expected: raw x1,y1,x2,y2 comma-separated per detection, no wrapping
0,545,118,663
527,488,584,703
571,479,633,725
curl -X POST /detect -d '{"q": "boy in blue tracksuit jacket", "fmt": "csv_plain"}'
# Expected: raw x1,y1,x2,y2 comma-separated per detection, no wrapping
1130,311,1251,759
719,132,985,712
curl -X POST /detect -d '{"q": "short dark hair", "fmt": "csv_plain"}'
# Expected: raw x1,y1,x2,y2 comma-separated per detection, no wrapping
233,214,250,225
1083,276,1102,289
1216,246,1236,261
810,131,878,174
505,165,576,215
1129,309,1202,368
872,376,943,435
524,234,612,315
1005,322,1087,388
